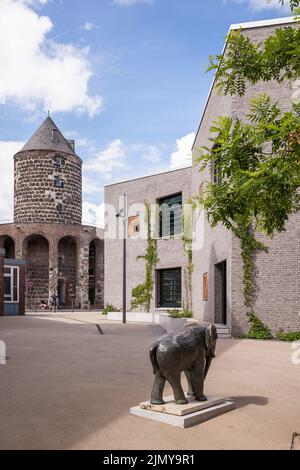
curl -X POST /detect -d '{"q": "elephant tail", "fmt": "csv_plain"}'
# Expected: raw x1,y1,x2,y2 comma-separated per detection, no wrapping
149,342,160,375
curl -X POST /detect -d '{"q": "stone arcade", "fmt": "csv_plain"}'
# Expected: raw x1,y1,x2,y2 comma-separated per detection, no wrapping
0,117,104,310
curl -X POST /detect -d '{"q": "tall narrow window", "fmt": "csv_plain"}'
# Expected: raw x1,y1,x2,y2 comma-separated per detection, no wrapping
213,165,222,186
211,144,222,186
157,268,182,308
4,266,19,303
158,193,182,238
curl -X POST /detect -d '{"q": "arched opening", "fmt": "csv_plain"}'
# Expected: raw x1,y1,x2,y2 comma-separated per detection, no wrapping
58,236,77,308
0,235,15,259
23,235,49,308
89,239,104,308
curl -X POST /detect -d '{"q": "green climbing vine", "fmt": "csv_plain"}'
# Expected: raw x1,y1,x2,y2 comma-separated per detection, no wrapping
131,200,159,312
182,207,194,312
233,223,267,309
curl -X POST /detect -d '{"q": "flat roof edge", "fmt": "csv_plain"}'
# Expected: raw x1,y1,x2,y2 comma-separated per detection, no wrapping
104,165,192,188
230,16,297,31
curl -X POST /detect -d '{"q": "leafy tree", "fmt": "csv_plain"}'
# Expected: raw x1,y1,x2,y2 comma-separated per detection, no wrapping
195,0,300,311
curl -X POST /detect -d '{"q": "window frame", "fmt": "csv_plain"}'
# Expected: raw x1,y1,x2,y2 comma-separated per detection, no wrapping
157,192,183,239
157,267,182,309
4,266,19,304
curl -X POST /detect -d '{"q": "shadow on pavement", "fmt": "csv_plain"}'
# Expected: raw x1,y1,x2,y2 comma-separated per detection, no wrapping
229,395,269,409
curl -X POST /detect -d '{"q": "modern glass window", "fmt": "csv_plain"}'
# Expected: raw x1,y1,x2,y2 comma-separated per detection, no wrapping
4,266,19,303
158,193,182,238
157,268,182,308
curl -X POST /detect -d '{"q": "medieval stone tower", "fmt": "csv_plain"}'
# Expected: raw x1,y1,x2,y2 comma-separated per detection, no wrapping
14,117,82,225
0,116,104,310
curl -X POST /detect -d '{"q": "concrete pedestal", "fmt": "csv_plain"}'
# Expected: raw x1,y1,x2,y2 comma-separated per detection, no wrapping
130,395,235,428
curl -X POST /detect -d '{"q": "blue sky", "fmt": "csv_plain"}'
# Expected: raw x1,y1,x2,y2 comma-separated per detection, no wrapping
0,0,292,226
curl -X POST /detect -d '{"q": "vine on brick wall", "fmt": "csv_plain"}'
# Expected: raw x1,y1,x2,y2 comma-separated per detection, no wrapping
233,223,267,309
131,200,159,312
182,215,194,311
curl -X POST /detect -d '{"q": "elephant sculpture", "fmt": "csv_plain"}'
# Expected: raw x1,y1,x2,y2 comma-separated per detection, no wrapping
149,323,218,405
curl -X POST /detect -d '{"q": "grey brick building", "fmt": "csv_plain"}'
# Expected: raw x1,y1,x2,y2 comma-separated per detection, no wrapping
105,17,300,336
0,117,104,310
105,166,192,312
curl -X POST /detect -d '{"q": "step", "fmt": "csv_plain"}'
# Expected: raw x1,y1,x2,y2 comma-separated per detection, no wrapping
215,324,231,338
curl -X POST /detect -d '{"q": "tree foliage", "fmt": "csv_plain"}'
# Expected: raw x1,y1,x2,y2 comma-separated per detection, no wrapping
195,0,300,328
196,95,300,237
195,95,300,307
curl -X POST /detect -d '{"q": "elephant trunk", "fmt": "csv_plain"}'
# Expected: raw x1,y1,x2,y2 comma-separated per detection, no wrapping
204,352,214,379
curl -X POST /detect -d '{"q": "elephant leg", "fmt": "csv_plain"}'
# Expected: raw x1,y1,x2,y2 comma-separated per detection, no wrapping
151,371,166,405
184,370,195,397
192,359,207,402
165,372,188,405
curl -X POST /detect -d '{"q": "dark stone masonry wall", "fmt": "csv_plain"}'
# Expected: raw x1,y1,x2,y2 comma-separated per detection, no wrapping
25,236,49,306
0,224,104,310
14,150,82,225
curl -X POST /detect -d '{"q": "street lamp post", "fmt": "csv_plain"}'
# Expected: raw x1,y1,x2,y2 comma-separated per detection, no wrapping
116,194,128,324
122,194,127,324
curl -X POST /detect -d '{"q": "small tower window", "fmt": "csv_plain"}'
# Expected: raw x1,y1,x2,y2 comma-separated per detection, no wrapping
53,155,65,167
51,129,59,143
54,176,63,188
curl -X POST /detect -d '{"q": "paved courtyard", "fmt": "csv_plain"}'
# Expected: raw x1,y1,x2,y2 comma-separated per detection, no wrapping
0,313,299,450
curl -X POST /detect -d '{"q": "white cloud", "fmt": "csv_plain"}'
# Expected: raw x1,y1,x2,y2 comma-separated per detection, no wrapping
82,21,99,31
0,141,24,222
83,176,104,196
0,0,102,116
224,0,290,11
170,133,195,170
113,0,153,6
85,139,127,174
23,0,48,6
142,145,161,163
82,201,105,228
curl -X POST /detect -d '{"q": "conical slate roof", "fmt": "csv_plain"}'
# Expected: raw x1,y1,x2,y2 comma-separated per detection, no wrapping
18,116,77,156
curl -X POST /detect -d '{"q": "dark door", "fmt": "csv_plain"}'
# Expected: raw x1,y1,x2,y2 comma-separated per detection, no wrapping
58,279,65,306
214,261,227,325
158,268,182,308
